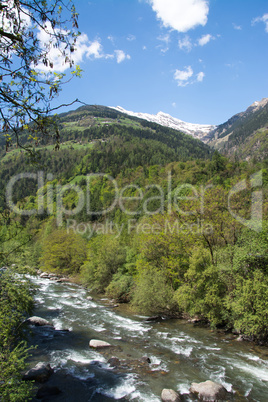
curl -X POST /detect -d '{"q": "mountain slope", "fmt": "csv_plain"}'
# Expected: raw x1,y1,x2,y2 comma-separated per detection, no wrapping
206,98,268,159
0,104,213,162
110,106,216,140
57,105,212,160
111,100,268,160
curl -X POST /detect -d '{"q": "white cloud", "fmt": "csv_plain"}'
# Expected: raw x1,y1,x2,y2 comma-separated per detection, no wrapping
148,0,209,32
197,33,214,46
127,34,136,41
85,39,107,59
252,13,268,33
157,33,170,52
172,102,176,108
158,33,170,44
34,25,131,71
174,66,205,86
174,66,193,86
115,50,131,63
107,35,115,44
233,23,242,30
36,26,113,71
178,35,192,51
197,71,205,82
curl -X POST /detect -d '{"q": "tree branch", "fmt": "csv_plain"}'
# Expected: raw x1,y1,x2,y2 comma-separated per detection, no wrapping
0,29,23,43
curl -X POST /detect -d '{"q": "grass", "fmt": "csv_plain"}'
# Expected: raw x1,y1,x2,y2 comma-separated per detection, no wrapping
0,141,95,164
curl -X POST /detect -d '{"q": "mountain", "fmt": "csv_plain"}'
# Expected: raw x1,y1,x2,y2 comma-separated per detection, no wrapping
2,99,267,163
206,98,268,160
0,105,213,206
56,104,212,162
111,99,268,160
110,106,216,141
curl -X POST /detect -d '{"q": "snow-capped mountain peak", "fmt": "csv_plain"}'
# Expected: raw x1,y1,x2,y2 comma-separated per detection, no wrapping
110,106,216,141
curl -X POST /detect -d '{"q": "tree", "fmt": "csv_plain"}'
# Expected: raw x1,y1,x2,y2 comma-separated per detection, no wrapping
40,229,87,274
81,235,126,293
0,269,34,400
0,0,82,153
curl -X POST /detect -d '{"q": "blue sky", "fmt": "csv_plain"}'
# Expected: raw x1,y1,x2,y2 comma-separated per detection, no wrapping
51,0,268,125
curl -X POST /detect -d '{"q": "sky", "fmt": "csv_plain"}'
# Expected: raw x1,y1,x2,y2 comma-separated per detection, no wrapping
50,0,268,125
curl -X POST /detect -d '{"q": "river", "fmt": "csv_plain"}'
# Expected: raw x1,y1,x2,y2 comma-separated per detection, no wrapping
26,275,268,401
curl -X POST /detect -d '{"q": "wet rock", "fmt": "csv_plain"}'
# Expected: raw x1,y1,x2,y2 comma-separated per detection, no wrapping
89,339,112,348
108,357,121,367
36,385,61,399
145,315,163,322
26,316,53,327
23,363,54,383
161,389,181,401
86,295,93,301
140,356,151,364
40,272,49,278
236,334,252,342
190,380,228,401
188,317,202,324
56,277,71,283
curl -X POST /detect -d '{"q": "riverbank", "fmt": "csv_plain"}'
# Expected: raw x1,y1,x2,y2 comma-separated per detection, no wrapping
34,268,268,347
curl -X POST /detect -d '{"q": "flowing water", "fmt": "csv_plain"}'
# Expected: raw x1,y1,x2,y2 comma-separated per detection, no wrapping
26,275,268,401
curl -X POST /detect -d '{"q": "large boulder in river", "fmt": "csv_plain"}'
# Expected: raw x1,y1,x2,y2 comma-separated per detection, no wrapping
23,363,54,383
190,380,228,401
161,388,181,401
89,339,112,348
26,316,53,327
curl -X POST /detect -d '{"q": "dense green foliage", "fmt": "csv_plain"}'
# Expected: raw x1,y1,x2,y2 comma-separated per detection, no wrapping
9,153,265,342
0,270,34,401
40,229,87,274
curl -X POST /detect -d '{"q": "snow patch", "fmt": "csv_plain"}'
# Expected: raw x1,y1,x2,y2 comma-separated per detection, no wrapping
110,106,216,141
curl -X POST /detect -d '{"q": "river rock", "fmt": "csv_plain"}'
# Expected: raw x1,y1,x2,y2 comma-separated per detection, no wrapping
145,315,163,322
23,363,54,383
36,385,61,398
40,272,49,278
89,339,112,348
190,380,228,401
56,277,71,283
161,388,181,401
26,316,53,327
86,295,93,301
108,357,121,367
140,356,151,364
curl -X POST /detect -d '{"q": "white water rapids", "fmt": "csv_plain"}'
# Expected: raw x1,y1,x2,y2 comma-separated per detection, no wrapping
26,275,268,401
